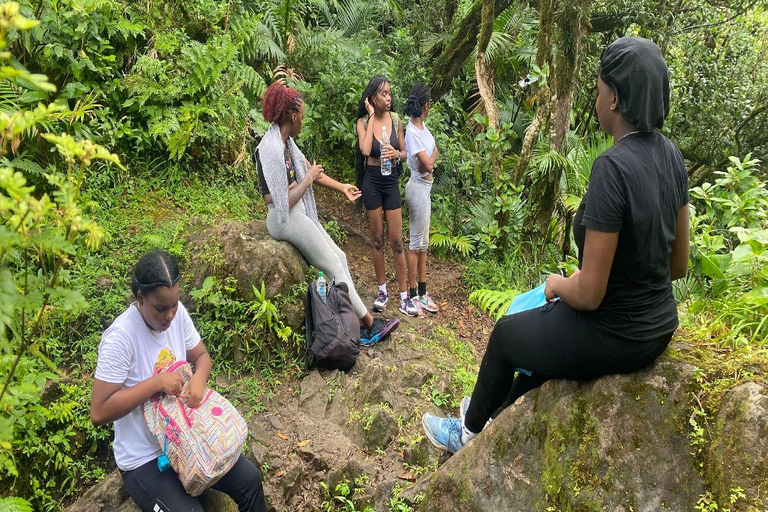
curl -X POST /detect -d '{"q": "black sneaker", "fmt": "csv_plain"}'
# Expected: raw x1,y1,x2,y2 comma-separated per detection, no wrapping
360,318,399,346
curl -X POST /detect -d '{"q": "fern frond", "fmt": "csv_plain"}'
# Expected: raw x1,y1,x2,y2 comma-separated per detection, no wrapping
429,230,475,258
469,287,518,319
3,155,46,176
232,63,267,100
182,37,237,94
231,10,286,64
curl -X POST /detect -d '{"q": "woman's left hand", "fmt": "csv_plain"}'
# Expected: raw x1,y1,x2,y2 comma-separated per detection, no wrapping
181,378,205,408
544,273,563,302
342,184,361,202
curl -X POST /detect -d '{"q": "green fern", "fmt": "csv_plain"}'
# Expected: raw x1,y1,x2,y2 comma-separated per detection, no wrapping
0,497,34,512
230,10,285,64
469,287,518,319
232,63,267,100
3,156,46,176
182,36,237,95
429,230,475,258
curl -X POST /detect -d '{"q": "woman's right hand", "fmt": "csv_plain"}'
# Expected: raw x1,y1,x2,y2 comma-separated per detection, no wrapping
308,161,324,182
364,97,374,116
156,371,184,396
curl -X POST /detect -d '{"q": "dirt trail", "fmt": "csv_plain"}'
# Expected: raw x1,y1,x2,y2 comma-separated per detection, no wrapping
66,188,496,512
313,187,495,352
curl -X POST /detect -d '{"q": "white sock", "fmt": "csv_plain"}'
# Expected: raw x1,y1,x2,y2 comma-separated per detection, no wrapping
461,421,478,445
399,291,408,301
378,283,387,294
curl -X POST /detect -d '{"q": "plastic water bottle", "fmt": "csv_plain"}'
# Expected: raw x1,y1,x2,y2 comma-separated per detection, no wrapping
380,125,392,176
316,271,327,303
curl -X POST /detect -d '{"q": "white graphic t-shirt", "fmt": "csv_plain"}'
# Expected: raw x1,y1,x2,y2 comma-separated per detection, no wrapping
94,302,201,471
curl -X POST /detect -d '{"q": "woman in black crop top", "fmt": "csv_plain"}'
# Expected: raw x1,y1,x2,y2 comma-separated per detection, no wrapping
355,75,418,317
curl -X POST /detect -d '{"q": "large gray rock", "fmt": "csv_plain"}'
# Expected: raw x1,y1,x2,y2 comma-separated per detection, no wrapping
418,361,704,512
64,470,238,512
185,220,307,304
706,382,768,511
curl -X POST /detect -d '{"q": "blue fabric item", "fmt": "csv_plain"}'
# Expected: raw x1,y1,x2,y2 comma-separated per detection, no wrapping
506,282,550,315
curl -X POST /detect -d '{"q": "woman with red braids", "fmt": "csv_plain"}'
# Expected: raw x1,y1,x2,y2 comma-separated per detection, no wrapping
255,82,399,343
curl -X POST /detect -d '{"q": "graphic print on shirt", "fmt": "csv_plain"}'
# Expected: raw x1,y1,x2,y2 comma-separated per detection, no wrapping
154,347,176,373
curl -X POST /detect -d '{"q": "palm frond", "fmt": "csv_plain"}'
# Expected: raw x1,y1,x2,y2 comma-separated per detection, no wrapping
332,0,378,37
530,138,568,178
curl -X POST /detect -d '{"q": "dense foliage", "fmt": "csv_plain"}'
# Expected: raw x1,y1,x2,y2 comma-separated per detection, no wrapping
0,0,766,509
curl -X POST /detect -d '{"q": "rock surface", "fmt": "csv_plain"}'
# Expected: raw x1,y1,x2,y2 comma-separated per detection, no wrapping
64,470,238,512
66,332,768,512
417,361,705,512
706,381,768,511
185,220,308,304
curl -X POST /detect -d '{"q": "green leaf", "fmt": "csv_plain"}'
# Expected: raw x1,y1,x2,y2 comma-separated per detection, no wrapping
0,226,22,252
0,497,33,512
699,252,727,279
48,287,87,312
743,286,768,305
0,270,20,334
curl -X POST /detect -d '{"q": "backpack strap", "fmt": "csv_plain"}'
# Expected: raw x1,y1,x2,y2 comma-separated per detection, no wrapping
390,111,399,129
304,283,315,371
364,113,400,130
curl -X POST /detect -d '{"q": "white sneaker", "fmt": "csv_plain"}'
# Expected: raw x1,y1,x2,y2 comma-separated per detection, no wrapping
399,297,419,316
372,290,388,311
418,293,439,313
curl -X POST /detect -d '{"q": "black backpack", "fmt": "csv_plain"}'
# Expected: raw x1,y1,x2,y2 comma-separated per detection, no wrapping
304,280,360,372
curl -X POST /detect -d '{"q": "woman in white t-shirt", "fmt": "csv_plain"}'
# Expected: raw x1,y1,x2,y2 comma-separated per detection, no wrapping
90,250,266,511
403,83,439,313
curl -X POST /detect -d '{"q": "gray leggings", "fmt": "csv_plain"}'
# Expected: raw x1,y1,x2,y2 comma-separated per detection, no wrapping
405,177,432,251
267,202,367,319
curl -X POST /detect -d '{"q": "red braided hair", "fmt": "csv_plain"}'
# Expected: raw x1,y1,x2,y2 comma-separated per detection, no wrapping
262,82,303,125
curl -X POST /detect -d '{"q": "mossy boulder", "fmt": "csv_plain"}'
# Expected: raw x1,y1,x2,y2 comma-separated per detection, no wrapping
64,470,238,512
419,360,705,512
184,220,307,304
706,382,768,511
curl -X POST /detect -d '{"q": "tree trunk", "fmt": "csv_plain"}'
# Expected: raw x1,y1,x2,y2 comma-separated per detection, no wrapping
428,1,643,103
520,0,591,264
476,0,499,178
509,0,553,187
429,0,513,102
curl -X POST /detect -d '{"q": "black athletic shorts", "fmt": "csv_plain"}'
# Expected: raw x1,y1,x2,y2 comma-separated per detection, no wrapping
362,165,401,211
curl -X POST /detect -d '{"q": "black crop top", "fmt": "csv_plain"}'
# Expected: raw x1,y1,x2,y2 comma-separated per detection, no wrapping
369,114,399,158
255,148,297,197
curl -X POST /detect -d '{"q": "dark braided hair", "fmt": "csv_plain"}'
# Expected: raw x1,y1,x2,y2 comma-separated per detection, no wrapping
131,250,181,298
403,83,430,118
355,75,391,203
262,81,303,125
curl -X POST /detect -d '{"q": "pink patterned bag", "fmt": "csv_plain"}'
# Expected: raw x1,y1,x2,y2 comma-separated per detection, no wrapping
143,361,247,496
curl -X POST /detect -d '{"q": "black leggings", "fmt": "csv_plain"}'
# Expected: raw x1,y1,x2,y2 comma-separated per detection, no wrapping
464,301,672,433
121,455,266,512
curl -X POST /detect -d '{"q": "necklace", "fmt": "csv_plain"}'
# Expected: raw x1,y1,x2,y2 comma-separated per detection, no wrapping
616,130,644,143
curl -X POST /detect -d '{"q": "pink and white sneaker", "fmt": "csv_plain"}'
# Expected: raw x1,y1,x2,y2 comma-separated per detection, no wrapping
418,294,439,313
